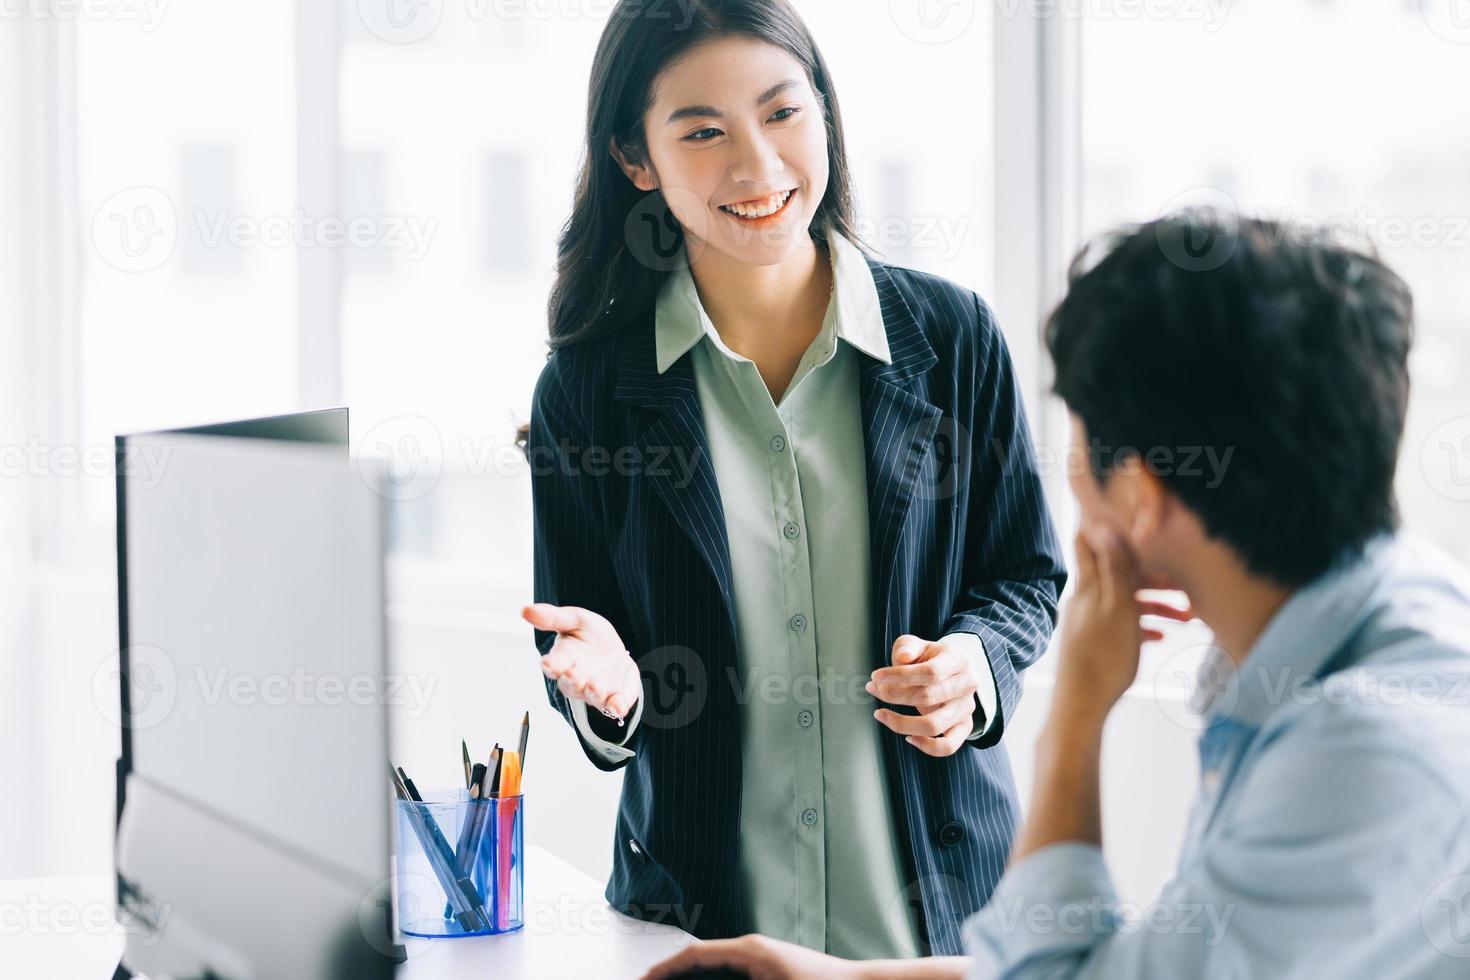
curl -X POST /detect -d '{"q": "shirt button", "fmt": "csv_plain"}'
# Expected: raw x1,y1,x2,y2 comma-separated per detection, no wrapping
769,435,786,452
628,838,643,857
789,614,807,633
801,808,819,827
938,821,964,847
797,709,814,728
782,521,801,540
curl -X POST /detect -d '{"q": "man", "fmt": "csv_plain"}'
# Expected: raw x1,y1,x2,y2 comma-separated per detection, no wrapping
642,213,1470,978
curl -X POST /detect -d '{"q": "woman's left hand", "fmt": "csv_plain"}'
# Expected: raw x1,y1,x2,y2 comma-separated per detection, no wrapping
867,636,980,757
640,934,861,980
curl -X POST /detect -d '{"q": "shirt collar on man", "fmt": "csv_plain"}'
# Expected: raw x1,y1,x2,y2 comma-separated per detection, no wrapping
653,227,892,375
1196,535,1396,727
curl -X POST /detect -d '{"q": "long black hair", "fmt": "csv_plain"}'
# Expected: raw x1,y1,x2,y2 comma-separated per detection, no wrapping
546,0,866,350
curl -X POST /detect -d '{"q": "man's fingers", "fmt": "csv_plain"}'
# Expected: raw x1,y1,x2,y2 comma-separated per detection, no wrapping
640,938,753,980
1136,597,1194,622
1089,526,1134,608
522,602,587,635
1073,529,1098,590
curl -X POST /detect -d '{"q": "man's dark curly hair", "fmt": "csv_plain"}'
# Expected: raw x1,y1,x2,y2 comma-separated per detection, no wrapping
1045,211,1415,587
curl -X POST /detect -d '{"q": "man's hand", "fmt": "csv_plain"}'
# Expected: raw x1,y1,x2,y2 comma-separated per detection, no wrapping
868,635,981,757
640,934,860,980
522,602,641,719
1051,527,1193,728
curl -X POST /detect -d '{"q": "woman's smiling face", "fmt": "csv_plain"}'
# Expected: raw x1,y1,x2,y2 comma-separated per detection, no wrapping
620,35,831,267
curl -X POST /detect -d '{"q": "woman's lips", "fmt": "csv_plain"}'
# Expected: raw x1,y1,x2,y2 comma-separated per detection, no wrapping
717,188,797,226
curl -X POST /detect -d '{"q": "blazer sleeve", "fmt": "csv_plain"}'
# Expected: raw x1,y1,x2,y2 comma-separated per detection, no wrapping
943,293,1068,749
527,351,645,772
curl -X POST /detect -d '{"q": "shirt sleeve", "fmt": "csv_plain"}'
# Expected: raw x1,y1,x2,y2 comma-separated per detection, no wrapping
961,706,1465,979
569,694,645,764
940,630,999,741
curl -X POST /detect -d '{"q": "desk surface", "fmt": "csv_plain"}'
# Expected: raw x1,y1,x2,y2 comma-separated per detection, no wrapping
0,845,694,979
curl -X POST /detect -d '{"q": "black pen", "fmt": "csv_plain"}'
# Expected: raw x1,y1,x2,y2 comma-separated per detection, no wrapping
391,761,488,931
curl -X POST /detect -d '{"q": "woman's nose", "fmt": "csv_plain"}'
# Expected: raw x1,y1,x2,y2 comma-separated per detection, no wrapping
727,132,785,186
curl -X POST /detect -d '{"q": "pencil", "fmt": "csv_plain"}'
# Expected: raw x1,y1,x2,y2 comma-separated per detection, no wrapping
516,711,530,777
461,739,473,788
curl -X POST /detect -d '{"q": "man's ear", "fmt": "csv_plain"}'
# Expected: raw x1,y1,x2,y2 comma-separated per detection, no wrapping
609,136,658,192
1124,459,1167,549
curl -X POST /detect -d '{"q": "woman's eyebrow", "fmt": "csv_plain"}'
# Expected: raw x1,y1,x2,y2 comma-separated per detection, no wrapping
664,78,803,125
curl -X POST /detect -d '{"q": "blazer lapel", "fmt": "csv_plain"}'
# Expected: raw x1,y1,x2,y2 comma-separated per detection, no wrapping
610,257,941,667
860,259,942,664
613,318,739,645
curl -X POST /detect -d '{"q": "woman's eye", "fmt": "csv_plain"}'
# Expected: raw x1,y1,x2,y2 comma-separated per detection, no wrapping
684,127,722,142
770,106,800,122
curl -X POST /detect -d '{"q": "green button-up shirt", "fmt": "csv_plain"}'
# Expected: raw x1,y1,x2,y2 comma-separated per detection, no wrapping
571,230,996,958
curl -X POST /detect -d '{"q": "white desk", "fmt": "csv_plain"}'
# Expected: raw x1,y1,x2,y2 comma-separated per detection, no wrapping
0,846,695,979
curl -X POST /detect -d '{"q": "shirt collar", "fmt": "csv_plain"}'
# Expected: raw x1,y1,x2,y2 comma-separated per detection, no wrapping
654,227,892,375
1197,535,1397,727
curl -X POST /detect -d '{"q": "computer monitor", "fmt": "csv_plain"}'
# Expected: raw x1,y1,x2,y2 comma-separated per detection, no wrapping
113,410,399,979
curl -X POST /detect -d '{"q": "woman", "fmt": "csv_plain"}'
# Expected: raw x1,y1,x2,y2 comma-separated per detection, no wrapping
519,0,1065,960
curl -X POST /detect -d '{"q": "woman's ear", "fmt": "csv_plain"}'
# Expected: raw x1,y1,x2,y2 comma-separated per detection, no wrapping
609,136,658,192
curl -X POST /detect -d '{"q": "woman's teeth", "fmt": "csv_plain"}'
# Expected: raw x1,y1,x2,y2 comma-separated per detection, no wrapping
719,189,793,219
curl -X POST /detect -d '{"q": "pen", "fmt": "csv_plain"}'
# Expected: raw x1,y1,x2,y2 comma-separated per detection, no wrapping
391,761,488,931
516,712,530,776
462,739,473,789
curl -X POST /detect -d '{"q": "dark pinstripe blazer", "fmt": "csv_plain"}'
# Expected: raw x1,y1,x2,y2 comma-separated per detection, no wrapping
528,255,1067,955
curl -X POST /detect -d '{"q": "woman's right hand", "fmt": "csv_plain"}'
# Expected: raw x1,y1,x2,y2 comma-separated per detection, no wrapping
521,602,642,719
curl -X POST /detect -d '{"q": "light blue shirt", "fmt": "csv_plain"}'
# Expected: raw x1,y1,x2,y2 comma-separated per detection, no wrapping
966,534,1470,977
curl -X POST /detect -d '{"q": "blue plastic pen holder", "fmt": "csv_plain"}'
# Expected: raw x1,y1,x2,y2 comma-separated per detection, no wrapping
393,789,524,938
